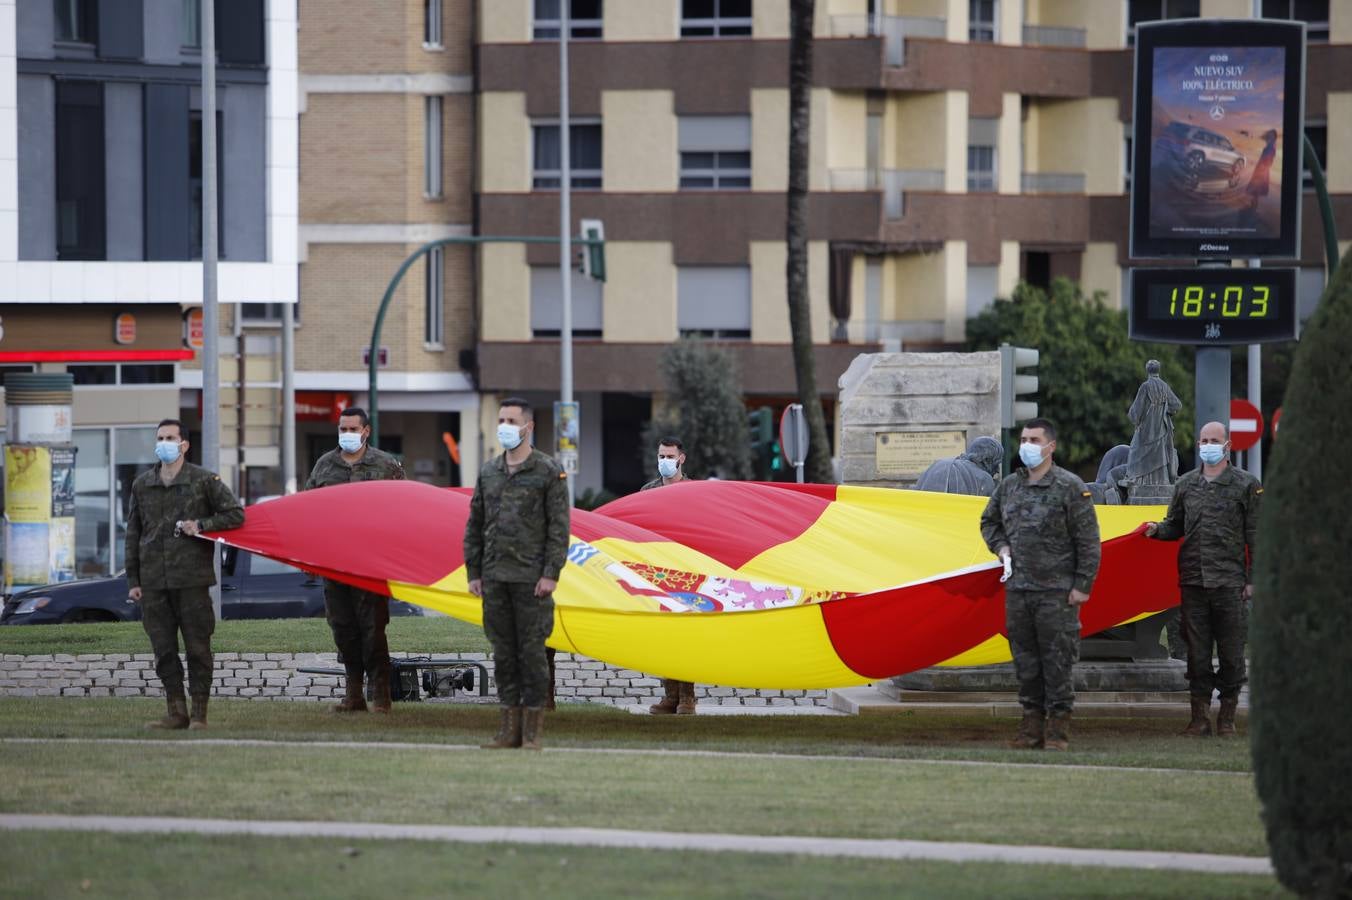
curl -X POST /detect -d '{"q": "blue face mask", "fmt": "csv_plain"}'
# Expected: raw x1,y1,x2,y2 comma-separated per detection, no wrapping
155,440,181,464
1198,443,1227,465
657,458,679,479
338,432,364,454
497,423,524,451
1018,442,1045,469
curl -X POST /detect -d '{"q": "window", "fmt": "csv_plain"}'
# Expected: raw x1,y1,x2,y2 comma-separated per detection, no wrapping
1124,129,1134,192
424,0,443,47
1128,0,1199,44
53,0,96,43
56,81,106,261
533,0,604,39
969,0,997,42
241,303,286,324
532,122,603,189
425,247,445,347
424,96,443,198
681,0,753,37
1262,0,1328,42
679,116,752,190
189,110,224,260
967,118,998,193
182,0,201,47
1303,122,1326,189
677,267,751,339
531,267,603,338
69,364,176,385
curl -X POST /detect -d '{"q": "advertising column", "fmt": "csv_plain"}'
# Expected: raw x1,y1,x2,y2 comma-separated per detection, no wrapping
3,374,77,593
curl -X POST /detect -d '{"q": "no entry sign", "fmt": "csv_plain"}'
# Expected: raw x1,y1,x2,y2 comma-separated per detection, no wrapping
1229,399,1264,452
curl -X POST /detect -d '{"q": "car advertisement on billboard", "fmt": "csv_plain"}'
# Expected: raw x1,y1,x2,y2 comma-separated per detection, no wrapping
1130,20,1305,260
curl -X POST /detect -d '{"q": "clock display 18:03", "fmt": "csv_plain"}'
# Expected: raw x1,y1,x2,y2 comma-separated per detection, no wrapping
1128,267,1297,345
1146,284,1276,321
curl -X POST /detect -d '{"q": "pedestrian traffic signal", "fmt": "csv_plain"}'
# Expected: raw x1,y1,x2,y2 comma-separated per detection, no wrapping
748,406,775,480
999,343,1039,429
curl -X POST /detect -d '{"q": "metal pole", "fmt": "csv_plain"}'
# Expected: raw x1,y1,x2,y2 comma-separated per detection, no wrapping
1195,260,1231,468
558,2,574,505
201,0,219,476
1247,259,1262,481
282,300,297,493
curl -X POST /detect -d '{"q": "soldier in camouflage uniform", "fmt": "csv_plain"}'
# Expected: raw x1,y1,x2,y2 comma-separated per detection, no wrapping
125,418,244,730
465,397,570,750
1147,421,1261,738
305,407,405,714
981,418,1100,751
641,436,700,715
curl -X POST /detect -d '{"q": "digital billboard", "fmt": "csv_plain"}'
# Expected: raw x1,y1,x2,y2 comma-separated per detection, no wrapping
1130,19,1305,260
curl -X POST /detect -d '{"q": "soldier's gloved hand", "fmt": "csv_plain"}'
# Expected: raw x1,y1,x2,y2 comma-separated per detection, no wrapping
535,577,558,598
128,586,143,603
177,520,202,537
1242,584,1253,601
1068,589,1090,607
997,547,1012,583
467,579,483,597
1144,522,1159,538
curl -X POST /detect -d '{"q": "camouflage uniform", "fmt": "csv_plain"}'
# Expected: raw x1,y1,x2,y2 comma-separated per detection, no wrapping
981,465,1101,715
1150,465,1261,701
640,474,698,713
464,449,570,709
305,445,405,705
125,462,244,704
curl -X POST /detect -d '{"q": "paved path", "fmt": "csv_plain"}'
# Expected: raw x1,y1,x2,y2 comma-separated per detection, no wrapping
0,737,1251,777
0,813,1272,875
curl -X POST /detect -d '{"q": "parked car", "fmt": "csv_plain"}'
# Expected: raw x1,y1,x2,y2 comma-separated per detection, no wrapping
1153,121,1246,187
0,548,424,625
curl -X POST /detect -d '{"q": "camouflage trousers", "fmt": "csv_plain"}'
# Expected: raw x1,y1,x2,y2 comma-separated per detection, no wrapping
1180,585,1247,701
140,586,215,699
482,581,555,708
323,580,391,683
1005,589,1081,715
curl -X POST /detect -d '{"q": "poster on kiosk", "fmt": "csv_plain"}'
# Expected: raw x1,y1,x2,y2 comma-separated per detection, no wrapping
1129,18,1305,261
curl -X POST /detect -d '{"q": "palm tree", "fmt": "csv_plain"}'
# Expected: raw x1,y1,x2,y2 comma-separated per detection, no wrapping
786,0,833,483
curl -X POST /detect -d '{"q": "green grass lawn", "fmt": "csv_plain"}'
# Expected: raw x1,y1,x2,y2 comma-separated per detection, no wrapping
0,832,1288,900
0,616,490,656
0,697,1255,773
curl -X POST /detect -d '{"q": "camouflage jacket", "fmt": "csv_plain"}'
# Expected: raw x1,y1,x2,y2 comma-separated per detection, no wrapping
981,465,1101,594
125,462,245,590
464,449,571,583
640,474,687,491
1150,464,1261,588
304,444,405,489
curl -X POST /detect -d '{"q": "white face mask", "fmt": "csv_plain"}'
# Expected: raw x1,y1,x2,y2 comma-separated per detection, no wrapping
497,423,524,451
1018,442,1045,469
1198,443,1227,465
337,432,364,454
657,458,679,479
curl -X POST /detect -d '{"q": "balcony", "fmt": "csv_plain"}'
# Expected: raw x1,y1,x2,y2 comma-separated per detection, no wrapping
831,15,946,66
1020,172,1087,194
1021,24,1086,48
830,168,944,219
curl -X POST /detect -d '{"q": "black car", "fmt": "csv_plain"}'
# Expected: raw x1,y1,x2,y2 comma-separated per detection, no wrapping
0,548,423,625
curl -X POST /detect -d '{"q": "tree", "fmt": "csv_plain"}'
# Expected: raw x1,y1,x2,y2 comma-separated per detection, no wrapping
1251,256,1352,897
966,278,1194,477
784,0,833,484
643,339,753,480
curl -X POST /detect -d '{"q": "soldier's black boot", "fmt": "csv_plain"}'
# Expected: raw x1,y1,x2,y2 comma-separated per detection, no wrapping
675,682,698,715
481,706,523,749
148,693,189,730
1007,709,1045,749
1183,697,1213,737
545,648,557,711
370,664,392,715
521,707,545,751
189,695,209,731
649,680,679,715
1044,712,1072,751
335,671,367,713
1215,698,1239,737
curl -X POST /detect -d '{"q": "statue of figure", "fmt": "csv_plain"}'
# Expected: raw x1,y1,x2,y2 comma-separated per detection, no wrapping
1125,360,1182,486
1088,444,1131,505
913,436,1003,497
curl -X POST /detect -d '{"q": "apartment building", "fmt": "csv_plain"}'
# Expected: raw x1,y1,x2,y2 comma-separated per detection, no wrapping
0,0,298,576
295,0,479,486
474,0,1351,496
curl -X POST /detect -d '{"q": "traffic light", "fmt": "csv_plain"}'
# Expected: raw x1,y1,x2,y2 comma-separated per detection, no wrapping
999,343,1039,429
580,218,606,282
748,406,774,480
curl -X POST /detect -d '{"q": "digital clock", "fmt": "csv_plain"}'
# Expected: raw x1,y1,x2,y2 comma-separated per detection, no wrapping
1129,268,1298,345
